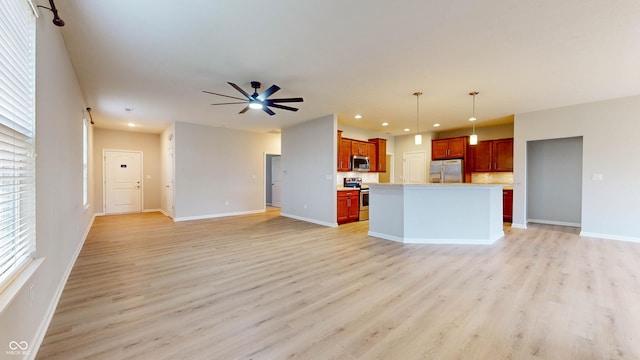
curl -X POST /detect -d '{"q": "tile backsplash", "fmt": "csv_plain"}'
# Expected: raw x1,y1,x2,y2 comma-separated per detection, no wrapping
337,172,379,185
472,172,514,184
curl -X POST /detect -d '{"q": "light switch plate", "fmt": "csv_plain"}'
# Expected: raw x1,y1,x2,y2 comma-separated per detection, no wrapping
592,173,603,181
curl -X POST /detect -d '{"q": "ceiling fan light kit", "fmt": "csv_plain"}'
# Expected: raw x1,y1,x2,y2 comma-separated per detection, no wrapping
204,81,303,116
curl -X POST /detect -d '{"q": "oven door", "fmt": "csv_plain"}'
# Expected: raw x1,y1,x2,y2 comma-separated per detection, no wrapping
359,189,369,220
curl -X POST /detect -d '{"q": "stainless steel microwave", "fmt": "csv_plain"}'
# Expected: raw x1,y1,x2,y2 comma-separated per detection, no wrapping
351,156,370,172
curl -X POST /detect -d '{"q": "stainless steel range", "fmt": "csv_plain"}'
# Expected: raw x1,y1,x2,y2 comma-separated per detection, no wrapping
343,177,369,221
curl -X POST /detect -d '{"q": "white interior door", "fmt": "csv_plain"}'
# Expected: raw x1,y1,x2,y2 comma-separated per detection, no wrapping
165,147,174,217
271,156,282,208
104,150,142,214
403,151,426,184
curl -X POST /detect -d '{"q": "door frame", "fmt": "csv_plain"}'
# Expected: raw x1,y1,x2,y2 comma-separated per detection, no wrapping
102,149,144,214
264,152,282,209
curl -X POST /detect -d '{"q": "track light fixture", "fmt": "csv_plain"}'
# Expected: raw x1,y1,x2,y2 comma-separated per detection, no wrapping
37,0,65,27
86,107,95,125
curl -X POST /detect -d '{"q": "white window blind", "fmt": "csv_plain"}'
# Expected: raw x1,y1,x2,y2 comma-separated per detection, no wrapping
0,0,37,289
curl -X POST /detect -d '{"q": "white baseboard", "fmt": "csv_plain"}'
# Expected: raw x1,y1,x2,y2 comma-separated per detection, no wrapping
174,209,265,222
143,208,162,213
511,223,528,229
368,231,503,245
280,212,337,228
528,219,581,228
29,212,96,360
579,231,640,243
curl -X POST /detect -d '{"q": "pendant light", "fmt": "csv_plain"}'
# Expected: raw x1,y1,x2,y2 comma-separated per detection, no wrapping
413,92,423,145
469,91,479,145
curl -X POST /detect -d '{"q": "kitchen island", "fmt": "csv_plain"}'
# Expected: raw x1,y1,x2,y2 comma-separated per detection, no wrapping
367,183,504,245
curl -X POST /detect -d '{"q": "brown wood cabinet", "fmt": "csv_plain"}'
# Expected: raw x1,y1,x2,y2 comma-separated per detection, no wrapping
503,189,513,222
368,138,387,172
351,140,369,157
432,137,466,160
469,138,513,172
337,190,359,224
337,131,351,172
337,131,387,173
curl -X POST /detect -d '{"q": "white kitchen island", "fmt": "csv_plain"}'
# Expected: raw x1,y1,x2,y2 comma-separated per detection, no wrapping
367,183,504,245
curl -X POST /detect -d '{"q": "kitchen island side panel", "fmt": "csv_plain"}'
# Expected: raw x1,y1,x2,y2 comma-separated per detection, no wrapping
368,184,504,245
368,185,405,242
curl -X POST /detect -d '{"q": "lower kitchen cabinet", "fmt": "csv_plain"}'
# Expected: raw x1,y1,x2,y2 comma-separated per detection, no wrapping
337,190,359,224
503,189,513,222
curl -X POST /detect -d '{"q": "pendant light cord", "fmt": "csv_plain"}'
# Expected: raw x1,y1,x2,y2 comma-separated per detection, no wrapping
413,92,422,135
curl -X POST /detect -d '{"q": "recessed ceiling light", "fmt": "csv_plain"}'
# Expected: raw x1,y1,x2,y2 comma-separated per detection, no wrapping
354,114,362,119
381,122,389,126
125,108,133,112
469,117,477,122
404,128,410,132
127,123,135,127
433,123,441,127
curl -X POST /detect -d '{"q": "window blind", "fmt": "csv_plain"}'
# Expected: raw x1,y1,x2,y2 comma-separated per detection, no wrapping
0,0,36,289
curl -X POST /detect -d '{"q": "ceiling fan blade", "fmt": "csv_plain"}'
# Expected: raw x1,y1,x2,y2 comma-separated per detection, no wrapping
267,97,304,103
239,106,250,114
228,82,252,99
269,103,299,112
202,90,246,101
263,107,276,116
211,102,247,105
257,85,281,101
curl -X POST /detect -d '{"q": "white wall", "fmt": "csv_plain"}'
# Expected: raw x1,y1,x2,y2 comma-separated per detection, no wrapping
160,125,175,217
173,122,280,220
0,14,95,357
281,115,337,226
514,95,640,241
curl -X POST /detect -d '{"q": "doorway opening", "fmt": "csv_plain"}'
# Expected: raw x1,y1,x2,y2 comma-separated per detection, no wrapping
526,136,583,227
266,154,282,208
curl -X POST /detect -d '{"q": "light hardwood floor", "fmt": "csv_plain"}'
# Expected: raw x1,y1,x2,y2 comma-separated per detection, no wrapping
37,210,640,359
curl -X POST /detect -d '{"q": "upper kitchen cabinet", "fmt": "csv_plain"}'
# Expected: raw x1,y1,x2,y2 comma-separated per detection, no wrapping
337,131,387,173
337,130,351,172
351,140,369,157
470,138,513,172
368,138,387,172
432,136,467,160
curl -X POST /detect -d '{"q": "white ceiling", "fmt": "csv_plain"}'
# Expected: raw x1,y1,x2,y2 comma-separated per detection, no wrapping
51,0,640,135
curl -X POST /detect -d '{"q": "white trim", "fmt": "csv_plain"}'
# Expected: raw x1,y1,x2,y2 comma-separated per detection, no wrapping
0,258,43,314
579,231,640,243
25,0,38,17
368,231,503,245
528,219,581,228
511,223,528,229
143,208,162,213
367,231,403,243
280,212,337,228
29,213,96,360
174,209,265,222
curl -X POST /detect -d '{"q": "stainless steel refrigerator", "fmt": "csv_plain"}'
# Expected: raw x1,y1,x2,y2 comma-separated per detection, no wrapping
430,159,463,183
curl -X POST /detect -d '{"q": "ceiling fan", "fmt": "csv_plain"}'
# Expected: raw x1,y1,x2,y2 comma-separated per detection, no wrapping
203,81,303,116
